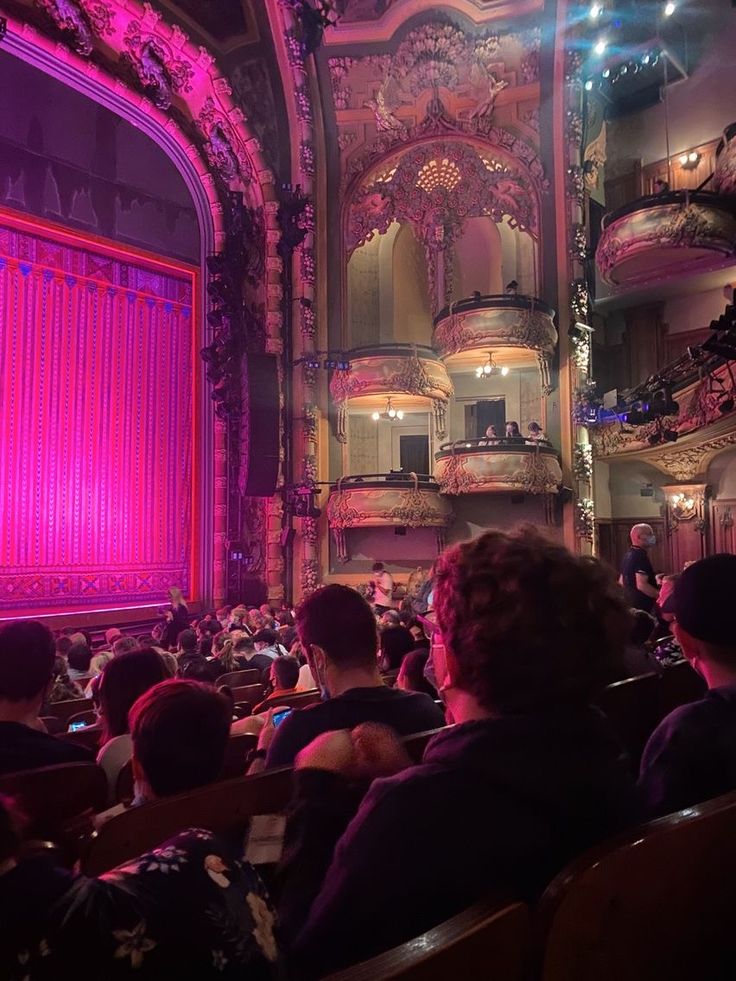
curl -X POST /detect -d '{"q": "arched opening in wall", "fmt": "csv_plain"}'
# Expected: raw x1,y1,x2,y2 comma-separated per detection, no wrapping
392,222,432,344
595,460,667,574
0,49,205,619
452,217,503,298
497,218,538,296
346,221,399,347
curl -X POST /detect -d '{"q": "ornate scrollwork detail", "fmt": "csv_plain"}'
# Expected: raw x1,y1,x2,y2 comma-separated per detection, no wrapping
438,455,479,496
655,435,736,481
198,98,252,185
35,0,95,54
509,450,560,495
122,23,194,109
386,489,452,528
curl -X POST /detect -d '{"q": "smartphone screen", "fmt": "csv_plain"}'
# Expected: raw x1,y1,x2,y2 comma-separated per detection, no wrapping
69,720,89,731
272,708,292,728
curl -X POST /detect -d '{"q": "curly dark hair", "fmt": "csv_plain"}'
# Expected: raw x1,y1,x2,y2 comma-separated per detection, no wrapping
433,526,631,714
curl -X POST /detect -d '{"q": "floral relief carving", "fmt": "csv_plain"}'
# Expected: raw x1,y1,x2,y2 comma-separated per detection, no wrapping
387,489,452,528
438,455,479,496
509,450,560,495
198,98,252,184
122,21,194,109
347,140,539,256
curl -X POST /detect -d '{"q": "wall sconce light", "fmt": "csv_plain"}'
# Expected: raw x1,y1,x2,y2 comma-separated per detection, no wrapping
475,351,510,379
678,151,701,170
371,397,404,423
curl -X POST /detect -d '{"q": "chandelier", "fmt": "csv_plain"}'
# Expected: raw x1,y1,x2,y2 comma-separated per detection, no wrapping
371,397,405,423
475,351,510,379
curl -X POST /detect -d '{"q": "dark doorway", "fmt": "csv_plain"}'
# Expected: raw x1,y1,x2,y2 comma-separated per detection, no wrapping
400,434,430,475
465,399,506,438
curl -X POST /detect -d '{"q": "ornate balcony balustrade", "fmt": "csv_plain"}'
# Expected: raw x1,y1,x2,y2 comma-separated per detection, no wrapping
434,438,562,496
432,294,557,394
330,344,453,442
595,190,736,288
326,472,452,563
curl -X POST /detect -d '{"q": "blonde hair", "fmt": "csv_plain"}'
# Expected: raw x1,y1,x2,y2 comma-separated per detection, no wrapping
169,586,187,609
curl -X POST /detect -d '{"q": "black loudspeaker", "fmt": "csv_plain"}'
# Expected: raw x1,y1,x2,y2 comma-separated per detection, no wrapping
241,353,279,497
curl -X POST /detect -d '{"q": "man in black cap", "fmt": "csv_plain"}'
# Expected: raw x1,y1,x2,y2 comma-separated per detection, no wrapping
638,553,736,816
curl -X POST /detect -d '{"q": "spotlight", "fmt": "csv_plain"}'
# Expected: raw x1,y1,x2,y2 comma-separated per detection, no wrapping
602,68,611,78
589,3,603,18
620,64,628,75
664,1,676,15
594,38,607,55
585,79,594,91
642,53,650,64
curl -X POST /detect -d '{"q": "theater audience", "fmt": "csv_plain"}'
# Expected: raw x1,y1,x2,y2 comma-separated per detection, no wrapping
396,649,437,698
112,636,139,658
254,656,301,713
47,656,84,703
0,621,92,775
96,649,170,804
639,554,736,816
0,795,280,979
379,625,415,673
253,628,284,660
67,641,94,684
233,634,275,683
261,585,444,770
177,629,213,682
278,529,639,974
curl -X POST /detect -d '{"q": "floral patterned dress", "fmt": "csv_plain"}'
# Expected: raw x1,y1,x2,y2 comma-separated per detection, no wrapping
2,829,282,980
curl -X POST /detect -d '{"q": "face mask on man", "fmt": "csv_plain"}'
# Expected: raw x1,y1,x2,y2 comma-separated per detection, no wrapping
646,534,657,547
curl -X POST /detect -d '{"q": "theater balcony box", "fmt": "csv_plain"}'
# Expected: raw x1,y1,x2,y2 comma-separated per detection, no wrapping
596,191,736,289
434,439,562,496
433,294,557,394
330,345,453,443
327,473,452,563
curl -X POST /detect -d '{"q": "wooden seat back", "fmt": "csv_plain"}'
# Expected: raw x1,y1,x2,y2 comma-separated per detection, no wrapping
44,698,94,726
255,689,322,712
593,672,662,767
83,766,295,875
539,790,736,981
324,899,530,981
40,716,64,735
0,763,106,839
58,724,103,752
402,726,450,764
229,683,266,705
216,668,261,688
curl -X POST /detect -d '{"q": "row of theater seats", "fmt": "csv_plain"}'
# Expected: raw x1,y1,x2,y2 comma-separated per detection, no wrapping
2,737,735,980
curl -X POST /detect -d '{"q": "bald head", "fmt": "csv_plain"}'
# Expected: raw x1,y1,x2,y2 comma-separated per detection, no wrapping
631,523,655,548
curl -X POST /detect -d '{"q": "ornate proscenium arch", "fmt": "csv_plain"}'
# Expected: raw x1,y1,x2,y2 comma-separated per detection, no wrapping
2,0,281,607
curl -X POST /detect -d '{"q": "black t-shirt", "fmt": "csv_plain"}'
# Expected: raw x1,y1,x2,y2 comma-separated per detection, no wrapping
639,685,736,816
265,686,446,768
0,721,93,777
620,546,657,612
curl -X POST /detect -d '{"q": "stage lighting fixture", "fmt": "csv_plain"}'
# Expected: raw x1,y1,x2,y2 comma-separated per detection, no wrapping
602,68,611,78
585,79,594,91
720,398,735,414
594,38,608,55
589,3,603,19
647,432,662,446
663,429,679,443
664,2,676,15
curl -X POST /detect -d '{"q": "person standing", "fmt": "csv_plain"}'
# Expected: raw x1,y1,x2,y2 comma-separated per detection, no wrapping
371,562,395,615
619,523,660,613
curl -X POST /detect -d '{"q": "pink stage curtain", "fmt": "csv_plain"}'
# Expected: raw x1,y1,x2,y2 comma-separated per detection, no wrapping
0,212,196,613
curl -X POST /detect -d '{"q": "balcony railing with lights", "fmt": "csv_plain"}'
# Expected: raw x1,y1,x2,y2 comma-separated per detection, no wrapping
434,437,562,496
326,472,452,563
329,344,453,443
595,190,736,289
432,294,557,394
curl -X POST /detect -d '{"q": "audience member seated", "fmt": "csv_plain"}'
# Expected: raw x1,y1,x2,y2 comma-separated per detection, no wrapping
379,625,415,673
47,656,83,704
0,621,92,775
396,649,437,698
260,585,445,770
253,629,285,661
0,792,280,979
639,554,736,816
209,634,245,679
177,629,214,682
96,649,170,804
277,529,640,975
254,656,301,713
378,609,401,628
67,641,94,684
113,636,140,658
232,634,275,684
619,609,659,679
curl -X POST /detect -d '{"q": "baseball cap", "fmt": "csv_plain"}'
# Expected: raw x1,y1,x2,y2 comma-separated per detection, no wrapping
661,553,736,646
